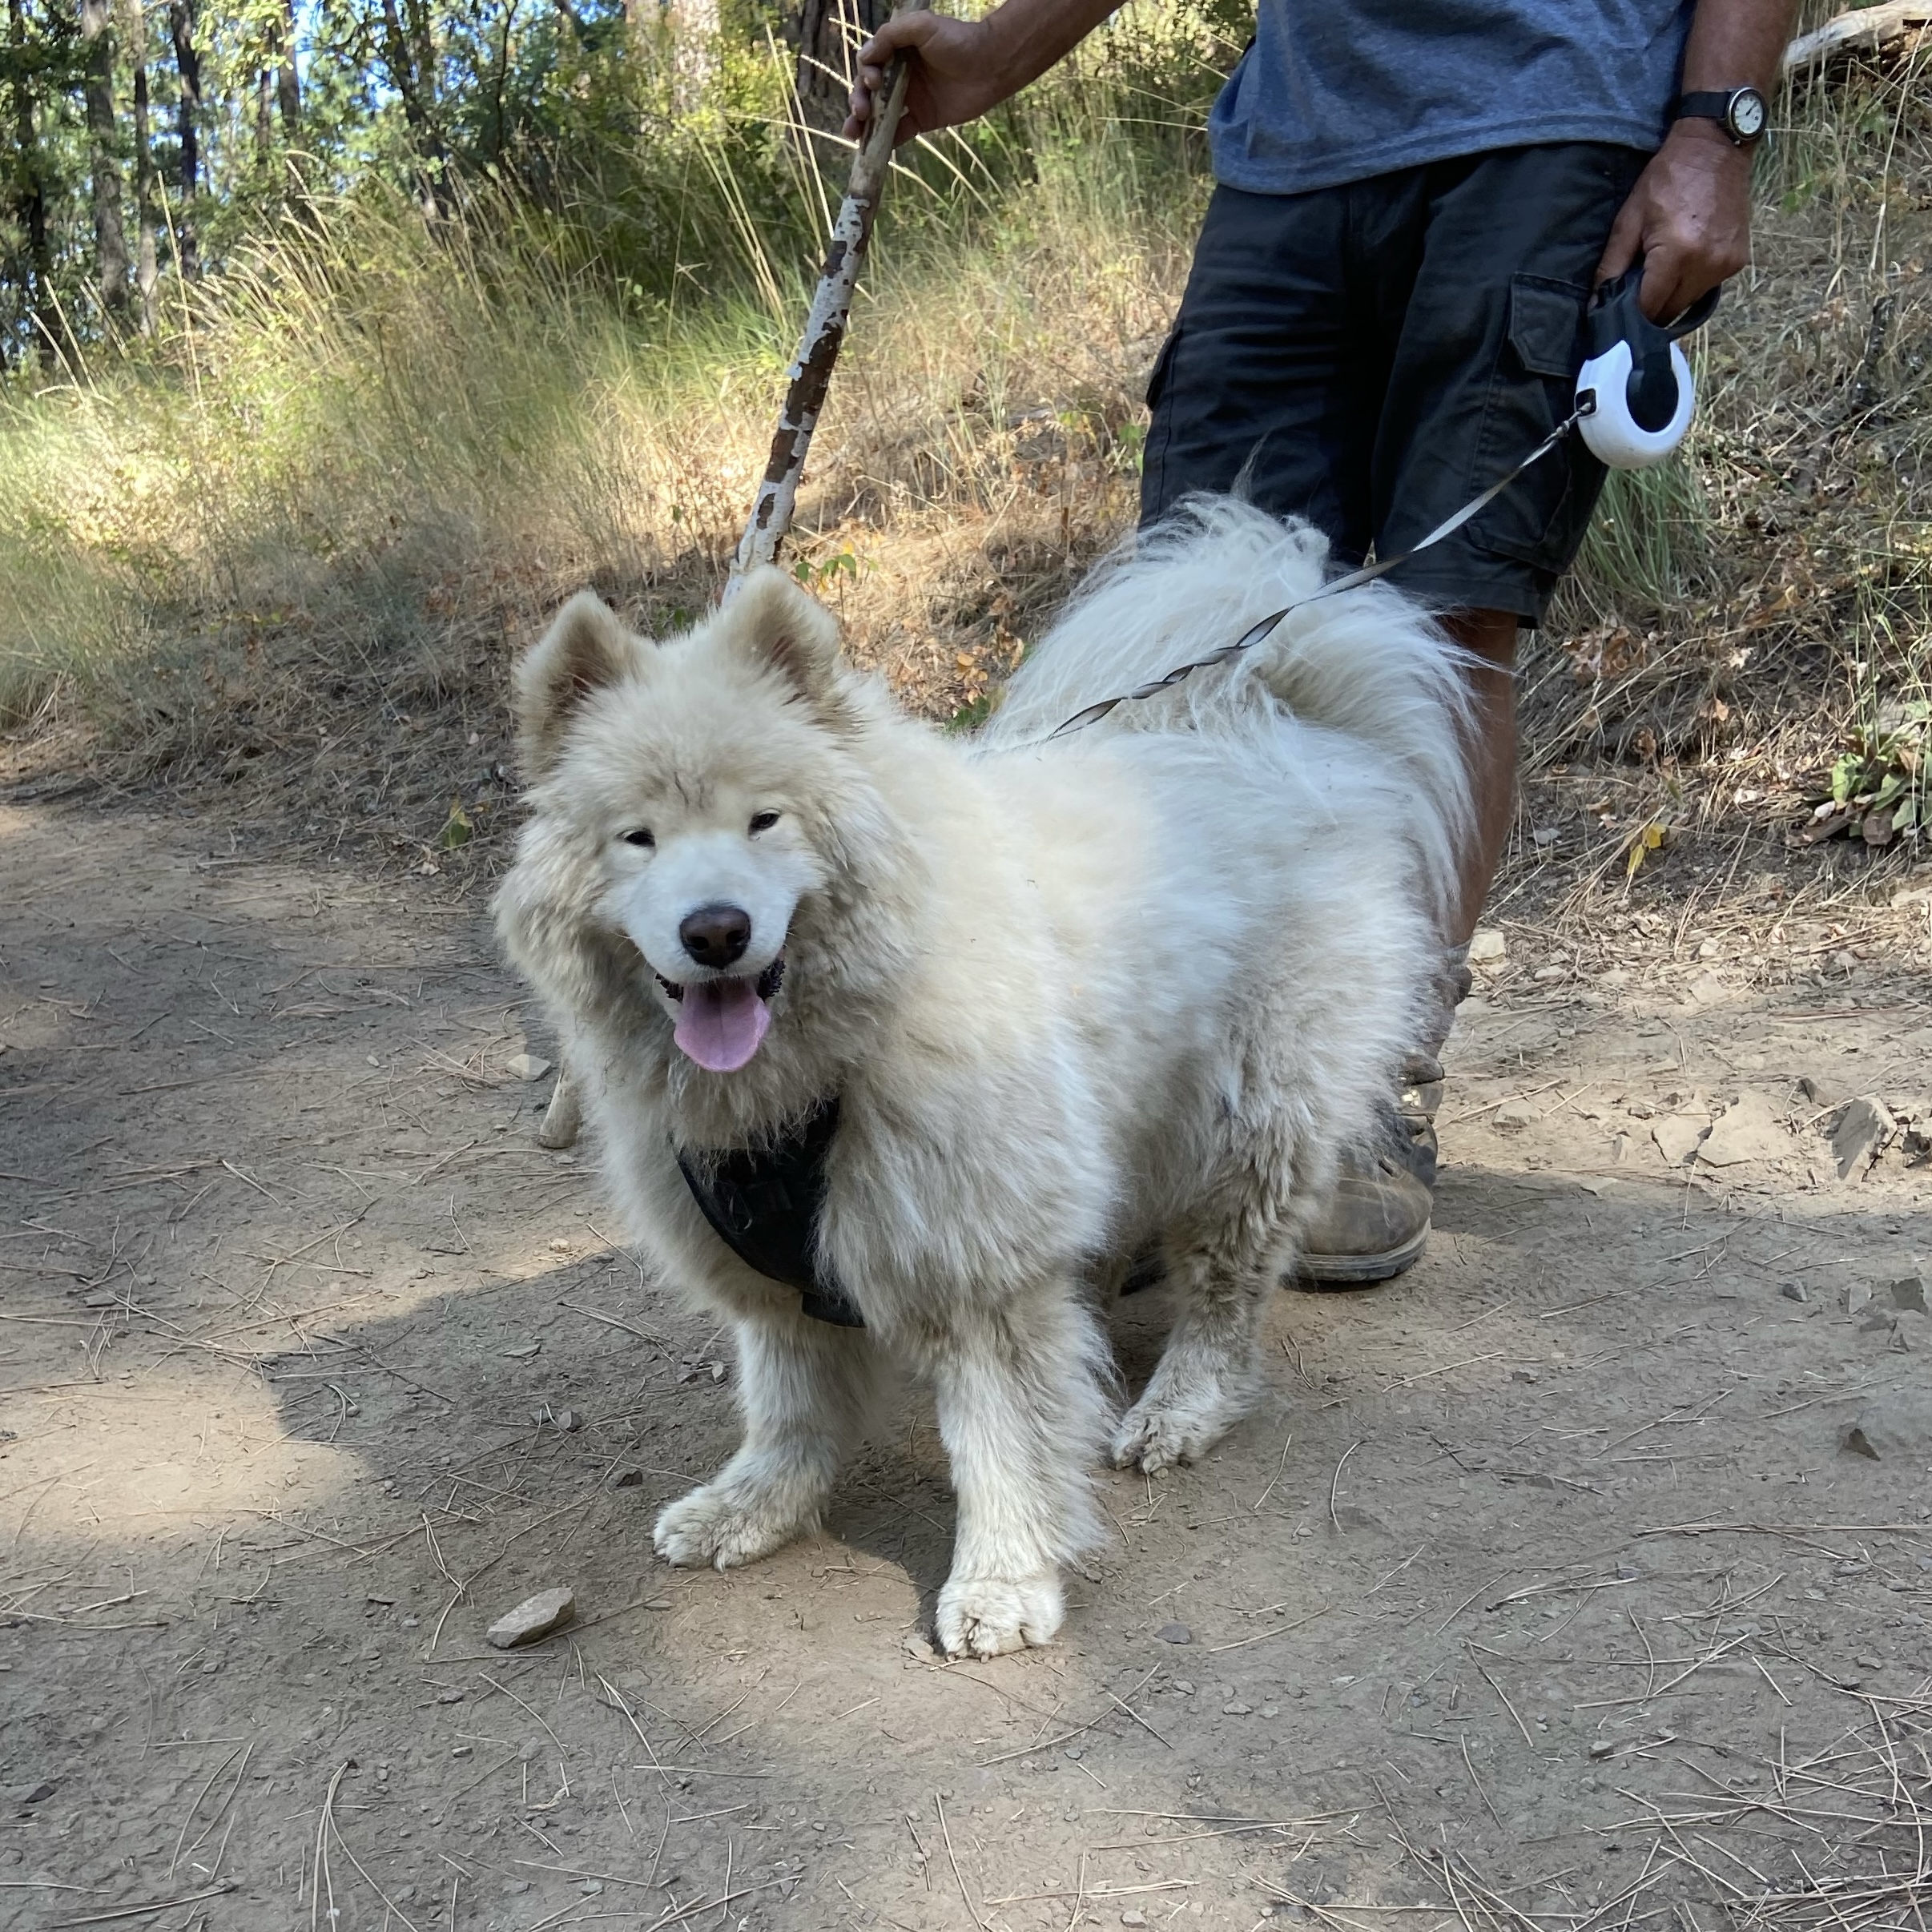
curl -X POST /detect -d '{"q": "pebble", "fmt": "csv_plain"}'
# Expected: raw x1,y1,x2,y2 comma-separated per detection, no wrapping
1780,1282,1809,1303
1157,1623,1193,1644
1890,1274,1929,1315
506,1053,553,1082
1652,1116,1708,1166
1697,1089,1789,1167
1467,928,1507,965
610,1469,645,1488
1833,1096,1894,1179
1222,1700,1252,1715
1121,1913,1149,1927
437,1689,464,1704
1846,1282,1874,1316
487,1587,577,1650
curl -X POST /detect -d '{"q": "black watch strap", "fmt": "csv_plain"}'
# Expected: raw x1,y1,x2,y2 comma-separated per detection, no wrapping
1673,87,1766,144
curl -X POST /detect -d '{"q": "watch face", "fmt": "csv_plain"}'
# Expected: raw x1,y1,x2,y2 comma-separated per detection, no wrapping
1729,88,1766,139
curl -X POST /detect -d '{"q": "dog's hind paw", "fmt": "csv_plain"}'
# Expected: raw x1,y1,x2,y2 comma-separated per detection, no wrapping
936,1571,1064,1659
653,1483,810,1572
1109,1385,1244,1475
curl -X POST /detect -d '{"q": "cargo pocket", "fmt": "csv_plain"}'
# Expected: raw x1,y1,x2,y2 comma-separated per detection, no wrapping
1467,274,1604,575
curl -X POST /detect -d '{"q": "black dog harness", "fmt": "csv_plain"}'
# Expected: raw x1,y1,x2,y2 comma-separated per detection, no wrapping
674,1097,863,1327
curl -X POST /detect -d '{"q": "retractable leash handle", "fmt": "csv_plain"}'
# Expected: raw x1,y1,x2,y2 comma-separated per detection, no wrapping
1575,263,1721,469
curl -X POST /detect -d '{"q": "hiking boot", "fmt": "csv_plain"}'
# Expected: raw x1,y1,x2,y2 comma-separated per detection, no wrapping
1295,946,1471,1288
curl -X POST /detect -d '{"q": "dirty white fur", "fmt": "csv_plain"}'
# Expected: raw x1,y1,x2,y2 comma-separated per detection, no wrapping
495,498,1474,1658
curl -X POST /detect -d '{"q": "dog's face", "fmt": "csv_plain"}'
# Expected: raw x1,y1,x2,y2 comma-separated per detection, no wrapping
513,570,866,1073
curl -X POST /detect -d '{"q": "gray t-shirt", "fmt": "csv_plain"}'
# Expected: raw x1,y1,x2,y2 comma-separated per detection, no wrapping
1209,0,1696,195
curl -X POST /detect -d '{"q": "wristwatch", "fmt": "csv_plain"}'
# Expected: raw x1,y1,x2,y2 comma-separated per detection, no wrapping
1673,86,1768,145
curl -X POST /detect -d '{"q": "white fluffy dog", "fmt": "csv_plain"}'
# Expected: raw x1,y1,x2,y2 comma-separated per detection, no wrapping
495,500,1472,1659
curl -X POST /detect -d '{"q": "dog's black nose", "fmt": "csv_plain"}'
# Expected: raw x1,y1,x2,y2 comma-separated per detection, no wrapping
679,904,752,968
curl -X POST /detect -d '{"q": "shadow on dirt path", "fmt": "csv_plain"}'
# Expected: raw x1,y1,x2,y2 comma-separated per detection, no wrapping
3,797,1930,1931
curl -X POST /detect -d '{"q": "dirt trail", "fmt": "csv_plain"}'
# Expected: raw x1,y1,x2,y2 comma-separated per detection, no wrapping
2,795,1930,1932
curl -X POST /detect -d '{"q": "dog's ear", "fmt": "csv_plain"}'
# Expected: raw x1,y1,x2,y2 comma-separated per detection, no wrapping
720,567,850,722
514,592,638,778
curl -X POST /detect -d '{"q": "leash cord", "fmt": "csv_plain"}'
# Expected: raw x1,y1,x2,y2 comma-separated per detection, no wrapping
1044,407,1585,740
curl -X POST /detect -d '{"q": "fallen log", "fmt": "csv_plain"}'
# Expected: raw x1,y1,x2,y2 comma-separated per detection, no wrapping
1782,0,1932,74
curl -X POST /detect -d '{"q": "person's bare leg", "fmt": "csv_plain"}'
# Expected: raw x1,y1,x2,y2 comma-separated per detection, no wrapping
1441,608,1520,944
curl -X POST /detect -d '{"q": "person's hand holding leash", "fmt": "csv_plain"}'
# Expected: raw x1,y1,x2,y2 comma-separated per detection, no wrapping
1596,0,1794,320
1595,120,1753,324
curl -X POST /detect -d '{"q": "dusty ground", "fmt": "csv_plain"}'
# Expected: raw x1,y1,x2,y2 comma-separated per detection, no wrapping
3,793,1931,1932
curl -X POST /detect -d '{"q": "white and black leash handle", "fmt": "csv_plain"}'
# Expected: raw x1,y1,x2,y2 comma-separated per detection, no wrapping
725,0,931,598
1047,405,1585,739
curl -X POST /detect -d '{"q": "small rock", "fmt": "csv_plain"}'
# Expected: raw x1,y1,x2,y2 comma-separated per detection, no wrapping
1157,1622,1193,1645
1467,928,1507,966
1652,1116,1708,1166
1833,1096,1894,1180
1222,1700,1253,1716
1493,1101,1537,1132
1892,1312,1930,1352
1799,1073,1845,1109
436,1689,465,1705
553,1408,582,1432
1890,1274,1930,1315
903,1633,936,1661
1846,1282,1874,1317
487,1588,577,1650
1121,1914,1149,1927
1856,1654,1883,1671
1697,1089,1789,1167
506,1053,553,1082
1588,1740,1616,1760
610,1469,644,1488
451,1744,472,1758
1781,1281,1809,1303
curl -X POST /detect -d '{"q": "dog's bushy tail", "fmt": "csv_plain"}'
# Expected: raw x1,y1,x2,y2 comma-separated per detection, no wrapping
984,496,1478,921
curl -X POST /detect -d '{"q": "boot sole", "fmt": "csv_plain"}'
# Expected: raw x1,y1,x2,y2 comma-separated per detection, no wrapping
1294,1220,1430,1288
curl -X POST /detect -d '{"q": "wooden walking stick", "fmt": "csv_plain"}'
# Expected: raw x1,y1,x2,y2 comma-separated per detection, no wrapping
725,0,931,594
538,6,928,1152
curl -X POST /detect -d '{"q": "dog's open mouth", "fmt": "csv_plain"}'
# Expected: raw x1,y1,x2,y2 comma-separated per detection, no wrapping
656,958,785,1073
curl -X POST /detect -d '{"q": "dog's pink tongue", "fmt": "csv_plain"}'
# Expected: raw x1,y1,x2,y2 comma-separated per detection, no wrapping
674,979,771,1073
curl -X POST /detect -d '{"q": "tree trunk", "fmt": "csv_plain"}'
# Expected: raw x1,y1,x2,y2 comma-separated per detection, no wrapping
275,0,299,135
8,0,59,365
789,0,890,133
124,0,158,332
372,0,444,210
80,0,130,320
167,0,199,274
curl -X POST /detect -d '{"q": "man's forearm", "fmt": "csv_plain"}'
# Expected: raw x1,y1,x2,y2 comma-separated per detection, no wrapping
972,0,1123,101
1679,0,1797,103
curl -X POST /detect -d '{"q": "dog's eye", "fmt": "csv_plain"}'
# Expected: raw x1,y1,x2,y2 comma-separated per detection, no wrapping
748,811,781,835
622,827,655,849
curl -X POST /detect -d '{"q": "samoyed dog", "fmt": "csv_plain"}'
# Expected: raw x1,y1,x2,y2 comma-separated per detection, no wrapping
495,499,1471,1659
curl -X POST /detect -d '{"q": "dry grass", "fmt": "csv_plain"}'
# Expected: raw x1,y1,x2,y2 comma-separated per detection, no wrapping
0,13,1928,930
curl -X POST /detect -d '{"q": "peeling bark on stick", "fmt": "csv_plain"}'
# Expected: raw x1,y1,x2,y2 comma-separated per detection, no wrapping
725,0,928,599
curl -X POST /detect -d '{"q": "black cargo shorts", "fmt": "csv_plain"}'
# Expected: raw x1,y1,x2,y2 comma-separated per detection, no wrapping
1141,143,1652,622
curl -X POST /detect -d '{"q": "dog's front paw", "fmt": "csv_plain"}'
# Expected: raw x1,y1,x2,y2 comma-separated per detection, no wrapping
1109,1382,1246,1475
653,1483,809,1572
936,1571,1064,1659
